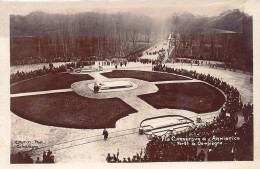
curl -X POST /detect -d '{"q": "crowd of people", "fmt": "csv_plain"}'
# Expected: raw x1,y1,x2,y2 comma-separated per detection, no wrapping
106,149,147,163
174,57,252,73
15,150,54,164
12,57,72,66
107,65,253,162
140,59,153,64
10,59,130,84
173,52,251,70
10,63,69,84
114,61,128,69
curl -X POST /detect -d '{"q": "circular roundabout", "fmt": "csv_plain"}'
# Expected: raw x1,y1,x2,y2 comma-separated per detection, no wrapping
10,70,225,129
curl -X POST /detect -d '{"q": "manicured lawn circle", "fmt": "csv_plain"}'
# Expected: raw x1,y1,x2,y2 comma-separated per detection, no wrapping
138,82,225,113
101,70,190,82
11,73,94,94
11,92,137,129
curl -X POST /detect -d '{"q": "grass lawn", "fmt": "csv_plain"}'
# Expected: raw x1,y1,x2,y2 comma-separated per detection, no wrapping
11,92,137,129
102,70,190,82
138,82,225,113
11,73,94,94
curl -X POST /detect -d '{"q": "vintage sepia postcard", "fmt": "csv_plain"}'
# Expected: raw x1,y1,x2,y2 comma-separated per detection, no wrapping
0,0,259,169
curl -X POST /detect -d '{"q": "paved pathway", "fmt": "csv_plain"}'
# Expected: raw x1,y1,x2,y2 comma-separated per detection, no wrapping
120,96,156,112
153,79,199,84
88,72,110,82
10,88,72,98
166,64,253,103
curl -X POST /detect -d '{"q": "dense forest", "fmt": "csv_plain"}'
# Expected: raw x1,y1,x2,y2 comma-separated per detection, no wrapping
11,12,162,65
10,9,252,69
166,9,252,70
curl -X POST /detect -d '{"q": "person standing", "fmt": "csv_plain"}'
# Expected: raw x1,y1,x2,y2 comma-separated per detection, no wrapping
93,83,100,93
198,150,206,161
93,83,97,93
35,157,41,163
106,153,112,162
103,128,108,140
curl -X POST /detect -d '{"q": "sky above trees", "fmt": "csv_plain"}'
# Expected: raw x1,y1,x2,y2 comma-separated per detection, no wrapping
8,0,250,19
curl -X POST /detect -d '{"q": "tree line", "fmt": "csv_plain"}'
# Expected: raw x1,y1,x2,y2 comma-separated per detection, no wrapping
11,12,161,65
